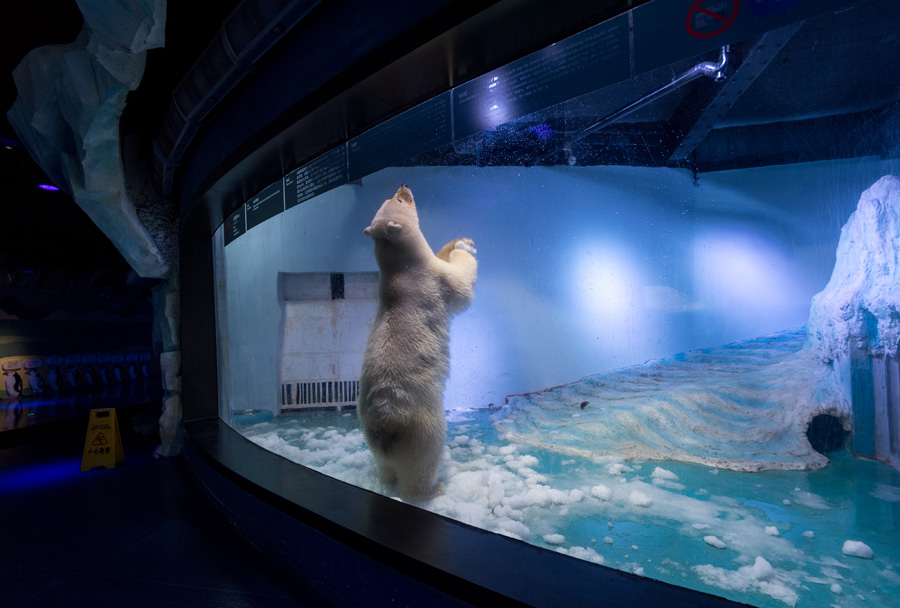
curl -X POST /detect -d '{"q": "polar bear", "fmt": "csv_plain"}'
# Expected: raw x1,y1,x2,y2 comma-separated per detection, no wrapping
358,184,477,502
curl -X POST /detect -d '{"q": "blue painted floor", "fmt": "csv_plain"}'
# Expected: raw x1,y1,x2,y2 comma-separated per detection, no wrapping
0,405,335,608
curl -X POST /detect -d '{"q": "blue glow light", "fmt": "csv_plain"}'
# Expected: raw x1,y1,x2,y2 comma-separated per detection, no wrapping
38,184,59,191
0,458,83,494
530,124,554,140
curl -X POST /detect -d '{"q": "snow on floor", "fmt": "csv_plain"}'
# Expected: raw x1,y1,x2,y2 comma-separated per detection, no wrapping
492,328,849,472
242,407,900,608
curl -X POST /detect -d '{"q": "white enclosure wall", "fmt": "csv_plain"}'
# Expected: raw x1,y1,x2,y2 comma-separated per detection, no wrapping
279,272,377,410
217,159,898,420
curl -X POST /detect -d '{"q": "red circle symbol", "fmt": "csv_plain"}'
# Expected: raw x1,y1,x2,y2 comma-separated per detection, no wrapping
686,0,739,39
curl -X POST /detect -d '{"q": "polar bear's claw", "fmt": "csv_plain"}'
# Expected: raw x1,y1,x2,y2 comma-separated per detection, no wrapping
454,239,477,255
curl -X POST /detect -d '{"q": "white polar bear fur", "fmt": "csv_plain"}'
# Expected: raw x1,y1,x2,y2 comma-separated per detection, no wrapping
358,184,477,501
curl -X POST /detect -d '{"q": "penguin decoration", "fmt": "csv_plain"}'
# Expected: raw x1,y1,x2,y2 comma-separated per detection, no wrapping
83,365,94,387
26,369,46,395
49,366,62,392
66,365,79,390
4,371,23,398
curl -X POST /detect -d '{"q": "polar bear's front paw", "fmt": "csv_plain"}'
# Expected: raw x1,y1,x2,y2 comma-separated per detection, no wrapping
454,238,477,256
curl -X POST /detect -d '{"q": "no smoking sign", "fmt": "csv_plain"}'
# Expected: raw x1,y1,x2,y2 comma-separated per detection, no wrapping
686,0,739,39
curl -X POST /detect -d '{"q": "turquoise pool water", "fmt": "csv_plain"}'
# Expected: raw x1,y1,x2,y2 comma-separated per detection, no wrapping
241,406,900,608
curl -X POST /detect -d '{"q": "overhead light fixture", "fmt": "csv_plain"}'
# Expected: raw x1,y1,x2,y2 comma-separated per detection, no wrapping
38,184,59,191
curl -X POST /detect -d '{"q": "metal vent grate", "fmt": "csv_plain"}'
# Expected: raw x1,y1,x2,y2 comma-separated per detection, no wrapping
281,379,359,412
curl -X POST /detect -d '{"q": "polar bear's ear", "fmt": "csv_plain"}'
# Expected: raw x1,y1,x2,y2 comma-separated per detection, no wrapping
395,184,414,206
386,220,403,240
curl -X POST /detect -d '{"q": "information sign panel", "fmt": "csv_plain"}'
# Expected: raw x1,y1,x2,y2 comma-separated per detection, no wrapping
285,146,348,209
348,93,451,182
223,205,246,246
245,180,285,230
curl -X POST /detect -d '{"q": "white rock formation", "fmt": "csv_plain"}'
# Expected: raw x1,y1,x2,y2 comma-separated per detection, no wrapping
807,175,900,361
6,0,169,279
807,175,900,469
154,274,183,457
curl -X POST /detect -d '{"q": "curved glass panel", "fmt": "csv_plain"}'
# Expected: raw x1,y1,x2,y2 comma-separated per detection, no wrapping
213,2,900,605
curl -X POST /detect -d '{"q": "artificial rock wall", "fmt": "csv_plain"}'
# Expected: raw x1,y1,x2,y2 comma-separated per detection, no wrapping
808,175,900,469
7,0,182,455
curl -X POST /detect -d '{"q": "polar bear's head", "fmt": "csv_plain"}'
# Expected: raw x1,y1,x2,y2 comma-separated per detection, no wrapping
364,184,419,242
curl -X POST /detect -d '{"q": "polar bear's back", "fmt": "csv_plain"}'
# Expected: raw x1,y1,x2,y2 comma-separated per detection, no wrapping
359,285,452,416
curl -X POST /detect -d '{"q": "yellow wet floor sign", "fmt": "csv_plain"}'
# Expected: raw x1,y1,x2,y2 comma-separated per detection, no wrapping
81,408,125,471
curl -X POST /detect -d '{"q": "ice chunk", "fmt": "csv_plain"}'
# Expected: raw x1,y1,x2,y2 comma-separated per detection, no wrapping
765,526,780,536
629,490,652,507
820,556,851,569
506,454,539,469
543,534,565,545
792,490,831,510
803,531,815,539
704,535,727,549
881,568,900,584
750,556,775,581
562,546,605,565
590,484,612,500
872,483,900,502
497,519,530,539
821,568,845,580
651,467,686,490
608,463,633,475
842,540,874,559
693,563,798,606
651,467,679,481
831,583,843,595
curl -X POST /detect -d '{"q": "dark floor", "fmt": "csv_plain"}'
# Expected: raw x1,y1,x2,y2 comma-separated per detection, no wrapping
0,404,336,608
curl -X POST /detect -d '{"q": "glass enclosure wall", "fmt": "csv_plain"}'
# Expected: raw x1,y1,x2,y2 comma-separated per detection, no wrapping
215,161,895,420
213,2,900,606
